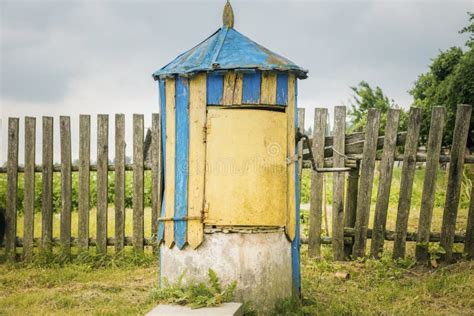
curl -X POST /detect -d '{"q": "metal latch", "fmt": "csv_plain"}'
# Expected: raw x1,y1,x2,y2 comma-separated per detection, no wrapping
295,129,352,173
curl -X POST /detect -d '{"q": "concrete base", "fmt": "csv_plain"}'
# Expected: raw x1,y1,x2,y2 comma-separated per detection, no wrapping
146,303,243,316
160,231,292,314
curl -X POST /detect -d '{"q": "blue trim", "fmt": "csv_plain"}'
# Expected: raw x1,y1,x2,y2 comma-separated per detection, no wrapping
207,73,224,105
174,77,190,249
291,79,301,296
242,72,261,104
158,80,166,242
276,73,288,106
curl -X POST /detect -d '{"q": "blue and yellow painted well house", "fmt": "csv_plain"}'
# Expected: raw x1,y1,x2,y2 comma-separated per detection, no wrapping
152,2,307,311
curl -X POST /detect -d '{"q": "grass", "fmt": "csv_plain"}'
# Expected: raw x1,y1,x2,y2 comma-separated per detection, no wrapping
1,165,474,315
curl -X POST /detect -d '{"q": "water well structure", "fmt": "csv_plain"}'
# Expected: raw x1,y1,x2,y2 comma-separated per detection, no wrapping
152,2,307,309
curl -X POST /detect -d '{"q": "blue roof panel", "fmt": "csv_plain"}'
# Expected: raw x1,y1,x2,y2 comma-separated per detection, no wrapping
153,27,307,80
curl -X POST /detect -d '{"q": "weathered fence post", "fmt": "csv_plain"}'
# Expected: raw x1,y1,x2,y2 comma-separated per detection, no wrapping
60,116,72,254
151,113,162,254
415,106,445,262
440,104,472,262
6,118,19,260
332,106,346,261
393,107,422,259
465,184,474,258
96,114,109,255
133,114,145,252
23,117,36,259
78,115,90,250
370,108,400,258
352,109,380,258
115,114,126,252
344,160,359,258
42,117,54,250
309,108,327,258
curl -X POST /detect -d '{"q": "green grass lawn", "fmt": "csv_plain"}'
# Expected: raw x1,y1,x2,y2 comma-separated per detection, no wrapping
1,165,473,315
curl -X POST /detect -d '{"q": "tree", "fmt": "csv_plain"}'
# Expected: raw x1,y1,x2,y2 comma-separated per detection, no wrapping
410,12,474,146
347,81,407,134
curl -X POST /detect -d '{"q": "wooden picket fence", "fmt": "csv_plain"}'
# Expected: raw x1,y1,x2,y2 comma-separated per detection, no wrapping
1,114,163,259
1,105,473,264
299,104,474,263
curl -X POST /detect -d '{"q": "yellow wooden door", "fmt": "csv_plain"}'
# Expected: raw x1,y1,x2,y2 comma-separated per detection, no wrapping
204,108,287,227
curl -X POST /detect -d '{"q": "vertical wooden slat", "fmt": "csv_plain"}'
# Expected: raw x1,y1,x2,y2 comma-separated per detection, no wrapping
96,114,109,255
465,185,474,258
78,115,90,250
5,118,19,259
133,114,145,252
23,117,35,259
188,73,206,249
158,80,167,244
232,72,243,105
41,117,54,250
370,109,401,258
60,116,72,253
344,161,360,258
261,72,277,105
352,109,381,258
151,113,162,253
415,106,445,262
242,72,261,105
440,104,472,262
308,109,327,258
222,71,236,105
332,106,346,260
393,107,423,259
165,78,176,248
285,74,296,241
115,114,125,252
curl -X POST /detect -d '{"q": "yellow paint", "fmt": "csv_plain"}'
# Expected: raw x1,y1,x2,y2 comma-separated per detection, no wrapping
260,72,277,105
165,78,176,248
286,74,296,241
222,71,236,105
232,72,243,105
204,108,287,226
187,73,206,249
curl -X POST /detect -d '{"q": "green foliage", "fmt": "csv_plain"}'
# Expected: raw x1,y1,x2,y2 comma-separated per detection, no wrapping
149,269,237,309
410,13,474,146
347,81,408,135
0,171,153,214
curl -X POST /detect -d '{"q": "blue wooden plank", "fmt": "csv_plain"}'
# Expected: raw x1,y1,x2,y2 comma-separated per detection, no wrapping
207,73,224,105
158,80,166,243
242,72,261,104
174,77,190,249
276,73,288,105
291,79,301,296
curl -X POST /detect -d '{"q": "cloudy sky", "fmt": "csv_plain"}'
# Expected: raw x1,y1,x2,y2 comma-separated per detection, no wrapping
0,0,472,163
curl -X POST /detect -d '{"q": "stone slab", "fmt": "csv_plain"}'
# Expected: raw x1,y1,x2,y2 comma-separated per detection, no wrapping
146,303,243,316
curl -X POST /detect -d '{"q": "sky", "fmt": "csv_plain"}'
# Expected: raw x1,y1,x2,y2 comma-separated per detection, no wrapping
0,0,472,163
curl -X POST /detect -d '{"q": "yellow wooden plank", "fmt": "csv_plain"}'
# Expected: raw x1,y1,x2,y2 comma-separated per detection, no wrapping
165,78,176,248
232,72,243,105
260,72,277,105
286,74,296,240
222,71,236,106
205,108,287,226
187,73,206,249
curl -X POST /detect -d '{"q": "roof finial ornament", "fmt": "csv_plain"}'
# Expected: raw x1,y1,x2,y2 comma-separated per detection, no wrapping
223,0,234,28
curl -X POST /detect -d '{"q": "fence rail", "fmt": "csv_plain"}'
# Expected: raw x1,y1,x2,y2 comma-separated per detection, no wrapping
2,114,163,259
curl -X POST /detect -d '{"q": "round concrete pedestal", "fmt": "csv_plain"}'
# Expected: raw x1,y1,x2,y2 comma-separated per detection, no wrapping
160,230,292,314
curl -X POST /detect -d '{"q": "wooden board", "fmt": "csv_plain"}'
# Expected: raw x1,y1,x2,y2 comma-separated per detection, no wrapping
286,74,296,240
207,73,224,105
204,108,287,226
96,114,109,254
188,73,206,249
60,116,72,253
133,114,145,251
6,118,19,259
23,117,35,259
222,71,236,105
276,73,288,106
260,72,277,105
232,72,243,105
151,113,162,254
41,117,54,250
158,80,166,244
115,114,125,251
78,115,90,249
242,72,261,104
174,78,189,249
164,78,176,248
